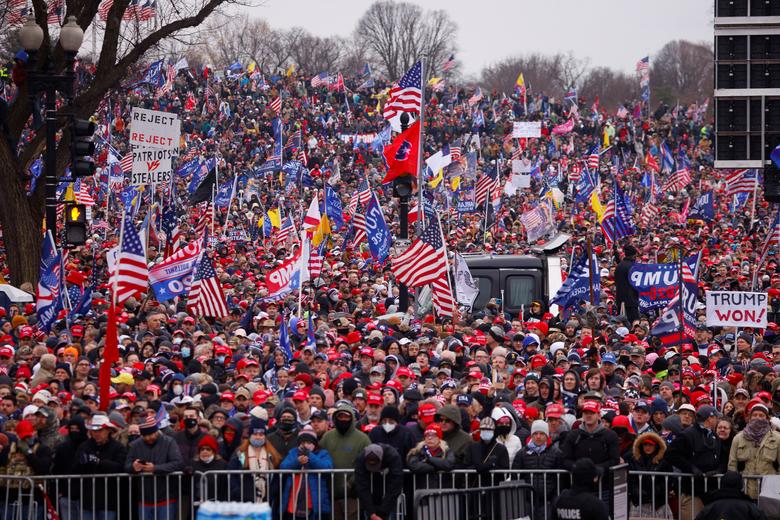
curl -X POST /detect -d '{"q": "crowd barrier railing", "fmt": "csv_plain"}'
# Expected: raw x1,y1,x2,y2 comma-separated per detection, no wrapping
0,468,765,520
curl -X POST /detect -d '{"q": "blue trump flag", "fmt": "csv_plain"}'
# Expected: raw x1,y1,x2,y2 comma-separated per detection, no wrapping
689,192,715,221
214,180,233,208
141,59,165,88
630,256,699,312
550,252,600,309
279,312,292,360
37,231,63,332
325,186,344,230
365,193,392,263
176,158,201,178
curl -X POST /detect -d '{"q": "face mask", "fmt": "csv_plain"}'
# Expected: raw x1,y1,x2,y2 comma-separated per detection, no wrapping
201,455,214,464
481,431,494,443
173,338,183,345
496,425,511,437
173,386,183,396
250,438,266,448
217,356,226,364
181,347,191,358
382,423,396,434
334,418,352,434
279,420,295,432
184,418,198,429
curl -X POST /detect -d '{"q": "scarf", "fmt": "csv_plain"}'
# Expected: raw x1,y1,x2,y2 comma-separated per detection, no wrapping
526,439,546,454
744,418,771,447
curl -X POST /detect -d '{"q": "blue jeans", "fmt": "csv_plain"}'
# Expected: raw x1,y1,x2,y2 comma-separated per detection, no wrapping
138,502,176,520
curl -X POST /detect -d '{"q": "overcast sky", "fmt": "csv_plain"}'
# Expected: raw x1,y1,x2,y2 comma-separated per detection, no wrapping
249,0,713,76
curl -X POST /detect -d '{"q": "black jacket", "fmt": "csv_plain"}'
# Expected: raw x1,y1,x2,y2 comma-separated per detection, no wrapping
513,442,563,504
560,424,619,474
355,444,404,520
666,423,724,494
173,428,206,471
615,257,639,308
192,457,229,502
368,424,417,465
74,438,128,511
695,488,767,520
553,486,609,520
464,439,509,486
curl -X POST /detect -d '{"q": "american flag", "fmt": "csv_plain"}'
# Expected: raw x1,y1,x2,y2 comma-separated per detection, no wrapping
569,163,582,183
441,54,456,73
5,0,28,24
348,178,371,215
297,148,308,166
725,169,758,196
636,56,650,73
587,145,600,170
662,167,692,192
431,273,455,318
383,61,422,120
309,245,324,279
600,187,636,244
98,0,112,20
270,96,281,116
759,211,780,268
187,254,229,318
157,64,175,96
468,87,483,107
120,152,133,173
37,232,61,311
475,166,498,206
450,140,462,162
74,182,96,206
639,200,659,228
311,72,330,88
511,146,523,161
122,0,140,19
351,207,367,246
194,202,213,238
114,217,148,305
46,0,62,24
273,216,296,248
391,219,448,288
139,0,155,20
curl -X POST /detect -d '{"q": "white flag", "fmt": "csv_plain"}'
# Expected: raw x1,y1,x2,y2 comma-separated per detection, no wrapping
453,253,479,307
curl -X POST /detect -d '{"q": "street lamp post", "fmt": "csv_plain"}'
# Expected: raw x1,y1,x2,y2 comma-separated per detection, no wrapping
19,16,84,238
394,113,414,312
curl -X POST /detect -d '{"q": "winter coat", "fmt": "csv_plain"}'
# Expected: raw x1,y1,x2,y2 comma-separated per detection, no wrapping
319,403,370,500
192,457,229,502
279,447,333,515
695,488,767,520
355,443,404,520
124,433,184,504
226,444,276,502
464,438,510,485
560,423,620,474
435,405,473,467
406,440,456,490
173,428,206,472
625,432,671,508
73,438,128,512
218,417,244,461
491,406,523,466
666,422,724,495
512,440,563,505
368,423,417,464
728,427,780,498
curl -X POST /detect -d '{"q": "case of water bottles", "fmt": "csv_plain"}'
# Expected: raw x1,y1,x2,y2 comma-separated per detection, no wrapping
197,501,271,520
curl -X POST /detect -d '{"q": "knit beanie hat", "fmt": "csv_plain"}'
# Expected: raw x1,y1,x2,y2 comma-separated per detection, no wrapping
530,420,549,437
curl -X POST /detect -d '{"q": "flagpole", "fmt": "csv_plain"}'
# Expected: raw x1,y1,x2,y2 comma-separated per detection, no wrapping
587,235,595,305
417,56,427,234
677,243,685,356
112,210,127,309
750,169,759,227
222,173,239,240
483,183,491,245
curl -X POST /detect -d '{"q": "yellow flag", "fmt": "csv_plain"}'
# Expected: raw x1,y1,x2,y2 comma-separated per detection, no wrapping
591,192,605,222
427,77,442,87
603,127,610,147
286,63,296,77
247,61,256,74
516,73,525,89
546,190,560,210
267,209,281,228
451,176,461,192
63,184,75,202
429,169,444,189
312,214,330,247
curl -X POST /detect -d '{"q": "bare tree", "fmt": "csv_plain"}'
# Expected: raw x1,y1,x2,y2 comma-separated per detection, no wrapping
481,52,587,98
0,0,245,286
651,40,713,104
286,28,345,76
579,66,636,110
354,0,456,79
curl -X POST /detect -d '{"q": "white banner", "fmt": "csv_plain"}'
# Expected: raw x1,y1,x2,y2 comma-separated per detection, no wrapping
504,173,530,195
453,253,479,307
705,291,768,328
512,121,541,138
131,148,175,185
129,107,180,150
512,159,532,173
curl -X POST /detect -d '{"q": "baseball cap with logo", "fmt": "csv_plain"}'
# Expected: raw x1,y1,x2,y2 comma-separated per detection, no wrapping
582,401,601,414
418,403,437,425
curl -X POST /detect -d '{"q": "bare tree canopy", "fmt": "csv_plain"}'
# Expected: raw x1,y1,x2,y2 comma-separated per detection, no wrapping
651,40,713,105
354,0,457,79
480,52,588,99
0,0,242,286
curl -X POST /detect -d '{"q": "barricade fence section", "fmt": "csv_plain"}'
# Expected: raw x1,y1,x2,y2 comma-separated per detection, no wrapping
0,469,765,520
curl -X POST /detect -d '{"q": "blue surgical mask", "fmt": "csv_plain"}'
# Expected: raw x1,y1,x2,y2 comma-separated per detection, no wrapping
218,355,226,363
181,347,191,358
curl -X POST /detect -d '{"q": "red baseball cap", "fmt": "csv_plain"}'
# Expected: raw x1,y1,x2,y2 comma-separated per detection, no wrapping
582,401,601,414
220,392,235,402
396,367,414,379
546,403,565,418
418,403,437,424
292,390,308,402
0,346,14,358
359,347,374,358
367,393,383,406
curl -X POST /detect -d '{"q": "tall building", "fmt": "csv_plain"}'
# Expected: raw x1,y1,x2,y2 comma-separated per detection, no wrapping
714,0,780,169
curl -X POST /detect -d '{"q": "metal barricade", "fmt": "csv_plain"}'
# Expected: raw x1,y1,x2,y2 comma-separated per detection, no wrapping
0,476,36,520
413,480,534,520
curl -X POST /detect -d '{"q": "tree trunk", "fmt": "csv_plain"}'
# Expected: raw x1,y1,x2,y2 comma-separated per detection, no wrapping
0,161,43,288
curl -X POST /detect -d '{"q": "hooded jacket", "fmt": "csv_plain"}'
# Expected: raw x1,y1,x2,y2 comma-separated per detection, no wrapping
319,403,370,499
491,406,523,466
728,423,780,499
625,432,671,507
36,407,60,451
406,439,455,489
218,417,244,461
435,405,473,467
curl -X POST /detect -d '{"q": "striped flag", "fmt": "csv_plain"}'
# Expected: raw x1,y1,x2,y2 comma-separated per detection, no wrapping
725,169,758,196
383,61,422,120
270,96,281,116
475,166,498,206
120,152,133,173
74,182,96,206
662,167,692,192
639,200,659,228
348,178,371,215
759,211,780,268
187,254,229,318
350,207,367,246
309,245,324,279
122,0,140,19
302,194,321,232
636,56,650,73
391,219,448,288
273,216,296,248
587,145,600,170
431,273,455,318
569,163,582,183
139,0,155,20
5,0,29,24
194,202,213,238
297,148,308,166
441,54,456,73
46,0,62,24
468,87,483,107
311,72,330,88
98,0,113,19
113,217,148,305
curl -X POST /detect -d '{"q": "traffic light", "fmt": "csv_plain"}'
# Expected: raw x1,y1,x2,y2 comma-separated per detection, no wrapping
70,118,96,178
64,203,87,247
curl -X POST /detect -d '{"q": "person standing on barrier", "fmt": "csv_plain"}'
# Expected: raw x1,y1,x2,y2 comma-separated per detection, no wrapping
513,419,562,519
552,458,609,520
694,471,766,520
74,414,127,520
279,425,333,519
319,401,370,518
727,400,780,499
355,443,404,520
125,414,184,520
666,405,724,520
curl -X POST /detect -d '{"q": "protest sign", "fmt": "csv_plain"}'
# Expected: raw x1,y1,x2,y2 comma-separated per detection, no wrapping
512,121,541,138
130,107,181,150
706,291,768,328
131,148,175,185
512,159,532,174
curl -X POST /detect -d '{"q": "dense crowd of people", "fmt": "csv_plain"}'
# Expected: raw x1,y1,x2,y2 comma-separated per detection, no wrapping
0,53,779,520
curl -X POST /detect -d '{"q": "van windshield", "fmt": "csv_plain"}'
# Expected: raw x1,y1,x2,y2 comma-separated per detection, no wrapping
506,276,535,309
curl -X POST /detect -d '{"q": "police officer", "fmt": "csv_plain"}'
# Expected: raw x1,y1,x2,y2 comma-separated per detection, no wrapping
553,458,609,520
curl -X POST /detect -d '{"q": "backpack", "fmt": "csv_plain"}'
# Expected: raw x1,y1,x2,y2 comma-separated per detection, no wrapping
0,444,35,489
